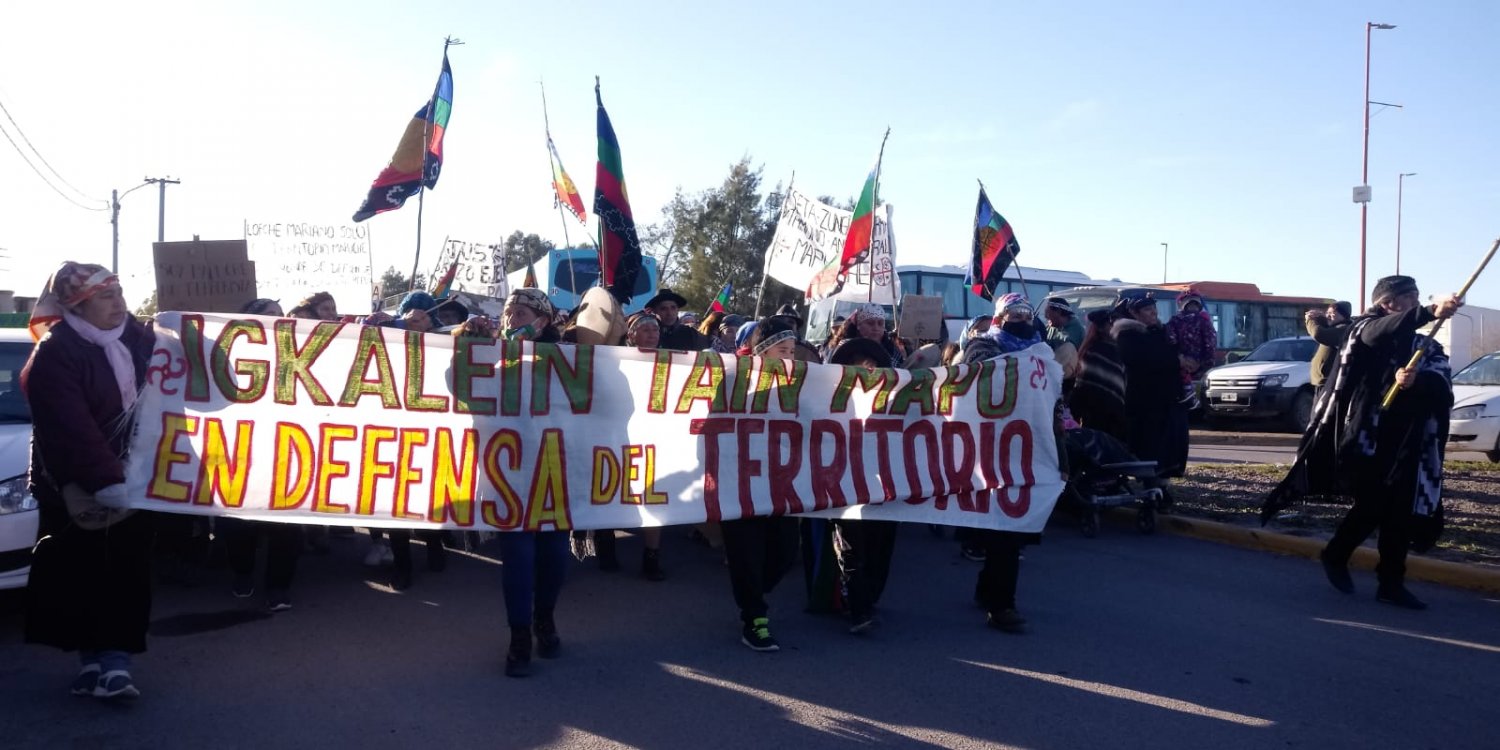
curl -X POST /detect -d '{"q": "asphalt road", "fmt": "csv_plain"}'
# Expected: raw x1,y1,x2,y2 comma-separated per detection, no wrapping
2,521,1497,750
1190,441,1491,466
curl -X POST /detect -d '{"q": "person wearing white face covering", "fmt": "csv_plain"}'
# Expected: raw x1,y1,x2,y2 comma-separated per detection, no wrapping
22,261,157,702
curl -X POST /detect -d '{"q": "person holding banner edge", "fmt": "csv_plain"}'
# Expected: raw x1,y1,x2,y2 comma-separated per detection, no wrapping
22,262,158,700
961,293,1067,633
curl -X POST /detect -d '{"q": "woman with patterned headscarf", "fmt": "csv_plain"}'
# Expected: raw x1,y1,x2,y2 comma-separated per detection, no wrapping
496,288,571,677
22,262,157,701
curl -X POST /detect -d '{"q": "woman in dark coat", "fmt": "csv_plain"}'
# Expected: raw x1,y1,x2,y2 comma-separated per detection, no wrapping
1112,296,1189,478
22,262,156,701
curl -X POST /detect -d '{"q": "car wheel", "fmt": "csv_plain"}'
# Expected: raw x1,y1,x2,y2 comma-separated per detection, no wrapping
1287,390,1314,433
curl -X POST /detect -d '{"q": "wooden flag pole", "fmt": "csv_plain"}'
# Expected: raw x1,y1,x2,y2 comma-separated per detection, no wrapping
867,127,891,307
410,36,461,291
539,78,578,296
1381,236,1500,410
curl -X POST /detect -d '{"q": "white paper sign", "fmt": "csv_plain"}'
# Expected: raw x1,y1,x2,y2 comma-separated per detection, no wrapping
244,220,373,315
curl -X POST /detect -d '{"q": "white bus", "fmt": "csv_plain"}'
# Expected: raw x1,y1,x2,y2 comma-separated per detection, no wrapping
805,264,1123,343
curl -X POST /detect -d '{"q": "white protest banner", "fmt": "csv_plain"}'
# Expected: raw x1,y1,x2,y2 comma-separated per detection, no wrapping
126,313,1063,533
801,205,898,305
244,220,373,315
432,238,507,300
763,189,898,305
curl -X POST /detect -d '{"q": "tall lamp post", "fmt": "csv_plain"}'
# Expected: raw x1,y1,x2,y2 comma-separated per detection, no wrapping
1358,21,1397,307
1396,172,1416,274
1161,242,1168,283
110,181,153,274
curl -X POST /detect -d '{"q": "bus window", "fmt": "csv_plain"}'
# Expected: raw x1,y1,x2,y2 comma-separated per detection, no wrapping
898,271,920,295
924,273,971,320
1266,304,1303,340
1024,282,1052,305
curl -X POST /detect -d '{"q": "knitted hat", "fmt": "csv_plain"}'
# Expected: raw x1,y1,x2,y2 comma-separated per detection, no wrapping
1176,292,1204,311
1372,275,1417,304
1043,297,1074,316
994,292,1032,318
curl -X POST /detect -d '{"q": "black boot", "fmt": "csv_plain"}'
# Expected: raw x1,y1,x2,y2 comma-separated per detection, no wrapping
595,531,620,572
534,610,561,658
1319,548,1354,594
505,627,533,677
642,548,666,582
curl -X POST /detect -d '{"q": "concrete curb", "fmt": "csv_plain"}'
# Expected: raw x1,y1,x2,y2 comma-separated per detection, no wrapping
1107,508,1500,595
1189,430,1302,448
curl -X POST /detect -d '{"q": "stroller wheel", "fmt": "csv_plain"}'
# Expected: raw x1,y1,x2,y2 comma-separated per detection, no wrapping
1137,506,1157,535
1081,511,1100,538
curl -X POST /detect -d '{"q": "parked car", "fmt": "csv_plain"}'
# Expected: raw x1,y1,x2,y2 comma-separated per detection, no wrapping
0,328,39,590
1448,352,1500,462
1203,336,1318,432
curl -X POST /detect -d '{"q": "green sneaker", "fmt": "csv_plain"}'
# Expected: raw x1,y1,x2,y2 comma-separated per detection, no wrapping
741,617,780,652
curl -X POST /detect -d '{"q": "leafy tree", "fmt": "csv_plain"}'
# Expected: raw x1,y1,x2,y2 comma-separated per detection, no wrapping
502,231,556,273
641,157,799,317
136,291,157,317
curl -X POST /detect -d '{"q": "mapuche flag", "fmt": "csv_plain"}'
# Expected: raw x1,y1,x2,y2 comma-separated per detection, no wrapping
592,79,643,303
816,130,888,298
548,136,587,224
352,53,454,222
709,283,732,313
966,187,1020,301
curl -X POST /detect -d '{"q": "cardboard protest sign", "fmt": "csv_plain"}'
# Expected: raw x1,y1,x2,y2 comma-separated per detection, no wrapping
126,313,1065,533
153,240,258,314
901,295,945,340
244,220,373,316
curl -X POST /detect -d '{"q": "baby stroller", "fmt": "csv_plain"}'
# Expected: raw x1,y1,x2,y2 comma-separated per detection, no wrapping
1061,427,1167,537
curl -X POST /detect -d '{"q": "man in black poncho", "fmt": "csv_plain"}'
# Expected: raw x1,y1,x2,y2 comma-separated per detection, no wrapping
1263,275,1462,610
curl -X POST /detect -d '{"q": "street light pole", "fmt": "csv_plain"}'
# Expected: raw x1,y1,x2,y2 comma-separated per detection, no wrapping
1360,22,1396,308
1161,242,1169,283
109,180,154,274
1396,171,1416,274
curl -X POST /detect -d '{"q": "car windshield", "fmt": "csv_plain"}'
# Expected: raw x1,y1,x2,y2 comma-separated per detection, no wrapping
0,341,32,423
1243,338,1317,363
1454,354,1500,386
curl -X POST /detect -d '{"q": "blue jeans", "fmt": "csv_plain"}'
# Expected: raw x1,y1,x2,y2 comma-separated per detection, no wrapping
81,650,131,673
498,531,570,629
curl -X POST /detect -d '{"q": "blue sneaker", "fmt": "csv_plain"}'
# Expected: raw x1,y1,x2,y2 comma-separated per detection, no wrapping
69,664,100,697
94,670,140,700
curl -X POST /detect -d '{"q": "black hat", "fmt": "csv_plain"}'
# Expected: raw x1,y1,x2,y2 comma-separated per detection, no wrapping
431,297,470,321
645,289,688,309
1043,296,1074,316
1372,276,1417,304
827,337,892,368
775,303,802,323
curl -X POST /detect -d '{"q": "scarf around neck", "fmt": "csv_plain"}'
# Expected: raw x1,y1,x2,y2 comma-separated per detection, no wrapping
63,311,137,409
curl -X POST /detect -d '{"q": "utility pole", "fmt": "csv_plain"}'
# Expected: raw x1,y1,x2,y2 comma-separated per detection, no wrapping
1161,243,1169,283
144,176,181,242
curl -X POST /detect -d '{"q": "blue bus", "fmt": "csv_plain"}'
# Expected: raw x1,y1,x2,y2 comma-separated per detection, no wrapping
508,248,660,316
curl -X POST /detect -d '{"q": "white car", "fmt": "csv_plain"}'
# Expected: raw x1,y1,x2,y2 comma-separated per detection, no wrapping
1203,336,1319,432
1448,352,1500,461
0,328,40,590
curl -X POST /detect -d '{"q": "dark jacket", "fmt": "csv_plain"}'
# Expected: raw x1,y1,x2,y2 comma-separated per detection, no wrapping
1113,318,1189,477
23,319,155,516
658,323,707,352
1068,336,1128,441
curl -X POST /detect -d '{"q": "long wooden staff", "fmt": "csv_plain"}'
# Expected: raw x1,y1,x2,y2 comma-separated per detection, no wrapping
1381,236,1500,409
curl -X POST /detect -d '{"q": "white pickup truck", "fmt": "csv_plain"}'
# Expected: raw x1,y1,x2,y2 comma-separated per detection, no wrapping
1203,336,1319,432
0,328,39,589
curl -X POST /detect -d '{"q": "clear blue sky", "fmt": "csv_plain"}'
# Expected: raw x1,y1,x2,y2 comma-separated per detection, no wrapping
2,0,1497,310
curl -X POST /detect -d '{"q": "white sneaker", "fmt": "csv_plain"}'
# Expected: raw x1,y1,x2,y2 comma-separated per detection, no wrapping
363,542,389,567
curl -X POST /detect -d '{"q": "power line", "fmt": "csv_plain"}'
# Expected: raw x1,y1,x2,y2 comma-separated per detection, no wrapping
0,119,108,211
0,96,104,204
